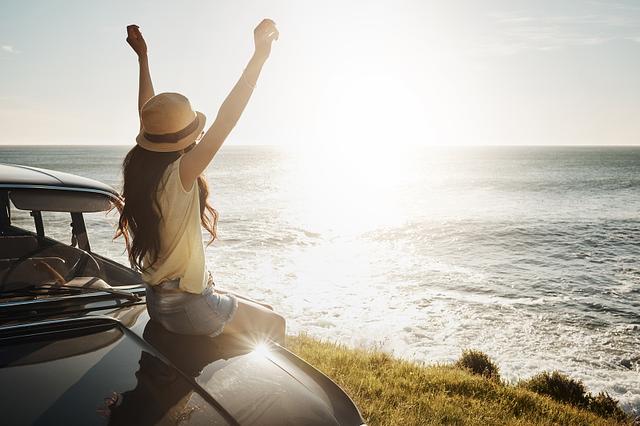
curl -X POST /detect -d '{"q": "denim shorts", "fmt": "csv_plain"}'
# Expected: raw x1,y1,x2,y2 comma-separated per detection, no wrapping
144,273,238,336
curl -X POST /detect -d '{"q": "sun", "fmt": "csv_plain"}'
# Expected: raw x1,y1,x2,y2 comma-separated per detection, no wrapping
252,342,272,358
284,143,419,235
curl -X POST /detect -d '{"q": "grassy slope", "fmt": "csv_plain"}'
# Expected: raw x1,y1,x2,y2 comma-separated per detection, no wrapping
287,334,631,426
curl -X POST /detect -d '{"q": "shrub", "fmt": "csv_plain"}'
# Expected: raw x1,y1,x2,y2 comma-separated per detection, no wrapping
521,372,630,421
520,371,588,407
588,392,628,421
455,349,500,381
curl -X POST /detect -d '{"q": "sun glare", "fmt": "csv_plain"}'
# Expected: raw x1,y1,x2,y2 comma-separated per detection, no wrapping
285,145,419,235
252,342,272,358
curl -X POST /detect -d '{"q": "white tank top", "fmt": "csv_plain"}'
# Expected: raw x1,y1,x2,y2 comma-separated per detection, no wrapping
141,156,207,294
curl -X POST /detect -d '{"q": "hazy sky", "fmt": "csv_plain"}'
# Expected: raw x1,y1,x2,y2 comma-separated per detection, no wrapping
1,0,639,146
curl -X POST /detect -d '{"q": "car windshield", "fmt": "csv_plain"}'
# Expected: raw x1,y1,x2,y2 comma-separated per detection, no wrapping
0,187,147,327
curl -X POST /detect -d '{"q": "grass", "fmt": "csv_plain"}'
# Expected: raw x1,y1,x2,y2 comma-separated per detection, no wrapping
286,334,633,426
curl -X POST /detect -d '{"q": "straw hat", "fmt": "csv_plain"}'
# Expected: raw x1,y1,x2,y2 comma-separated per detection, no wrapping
136,92,206,152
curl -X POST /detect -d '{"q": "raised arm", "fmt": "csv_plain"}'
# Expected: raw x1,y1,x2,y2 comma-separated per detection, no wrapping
126,25,155,126
180,19,279,187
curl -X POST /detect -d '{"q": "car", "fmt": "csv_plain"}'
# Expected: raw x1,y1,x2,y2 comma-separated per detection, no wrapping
0,163,367,426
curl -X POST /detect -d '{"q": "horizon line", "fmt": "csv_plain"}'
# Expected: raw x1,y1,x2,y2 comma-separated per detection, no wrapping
1,143,639,148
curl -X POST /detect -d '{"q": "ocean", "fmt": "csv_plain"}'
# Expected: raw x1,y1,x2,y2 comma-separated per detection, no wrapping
2,145,639,413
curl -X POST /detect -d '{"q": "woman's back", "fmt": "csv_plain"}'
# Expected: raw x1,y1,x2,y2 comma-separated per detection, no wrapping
142,157,207,294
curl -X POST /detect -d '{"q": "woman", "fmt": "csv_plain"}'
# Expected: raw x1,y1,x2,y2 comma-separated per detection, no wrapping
117,20,285,344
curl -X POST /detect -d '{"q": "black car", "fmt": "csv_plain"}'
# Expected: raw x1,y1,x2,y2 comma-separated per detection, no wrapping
0,163,366,426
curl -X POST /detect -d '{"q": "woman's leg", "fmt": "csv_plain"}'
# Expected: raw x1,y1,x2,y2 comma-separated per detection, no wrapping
222,298,286,345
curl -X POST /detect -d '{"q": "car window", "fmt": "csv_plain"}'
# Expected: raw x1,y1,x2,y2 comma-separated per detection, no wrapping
40,211,75,245
9,205,37,235
83,210,129,266
8,202,129,267
8,202,72,243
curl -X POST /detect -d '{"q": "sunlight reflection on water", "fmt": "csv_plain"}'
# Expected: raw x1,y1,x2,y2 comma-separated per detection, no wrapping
2,145,640,414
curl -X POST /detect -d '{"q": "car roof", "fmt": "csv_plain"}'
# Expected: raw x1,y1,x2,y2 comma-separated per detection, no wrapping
0,163,119,199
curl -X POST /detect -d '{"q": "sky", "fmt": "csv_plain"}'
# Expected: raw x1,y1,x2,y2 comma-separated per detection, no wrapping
0,0,639,146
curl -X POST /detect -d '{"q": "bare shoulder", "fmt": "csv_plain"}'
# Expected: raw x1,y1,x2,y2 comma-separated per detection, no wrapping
176,156,196,193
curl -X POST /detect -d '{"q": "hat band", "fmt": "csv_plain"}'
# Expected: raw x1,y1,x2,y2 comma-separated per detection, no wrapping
143,116,200,143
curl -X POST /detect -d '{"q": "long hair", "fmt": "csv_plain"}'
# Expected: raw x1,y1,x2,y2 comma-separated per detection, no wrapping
115,144,218,271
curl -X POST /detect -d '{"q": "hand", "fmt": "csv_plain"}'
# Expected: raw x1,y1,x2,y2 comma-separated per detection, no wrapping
253,19,279,59
126,24,147,57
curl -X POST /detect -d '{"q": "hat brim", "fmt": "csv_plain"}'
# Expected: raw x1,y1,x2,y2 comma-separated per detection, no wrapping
135,111,207,153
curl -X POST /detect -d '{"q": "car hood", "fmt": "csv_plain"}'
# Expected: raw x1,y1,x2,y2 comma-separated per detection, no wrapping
0,315,362,426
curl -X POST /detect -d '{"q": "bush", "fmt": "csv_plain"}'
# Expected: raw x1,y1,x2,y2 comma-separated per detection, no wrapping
455,349,500,381
520,371,588,407
520,372,630,421
588,392,628,421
